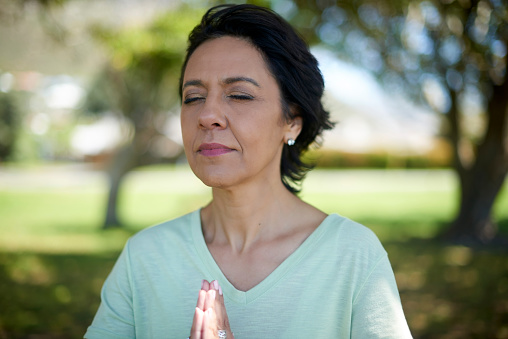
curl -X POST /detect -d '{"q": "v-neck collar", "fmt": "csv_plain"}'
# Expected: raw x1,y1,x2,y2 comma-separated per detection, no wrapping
190,209,337,305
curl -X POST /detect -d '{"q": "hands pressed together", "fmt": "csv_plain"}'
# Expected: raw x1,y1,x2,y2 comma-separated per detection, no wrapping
189,280,234,339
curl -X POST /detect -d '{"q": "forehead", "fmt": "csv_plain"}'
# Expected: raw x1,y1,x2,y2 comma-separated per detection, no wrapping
183,36,273,83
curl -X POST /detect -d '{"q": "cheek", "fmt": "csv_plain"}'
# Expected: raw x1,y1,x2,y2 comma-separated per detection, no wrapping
234,120,284,156
180,111,193,135
180,116,194,152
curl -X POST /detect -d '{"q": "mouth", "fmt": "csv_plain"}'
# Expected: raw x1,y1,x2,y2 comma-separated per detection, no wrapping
197,143,234,157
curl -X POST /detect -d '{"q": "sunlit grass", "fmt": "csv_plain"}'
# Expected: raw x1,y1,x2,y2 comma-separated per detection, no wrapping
0,167,211,253
1,166,507,253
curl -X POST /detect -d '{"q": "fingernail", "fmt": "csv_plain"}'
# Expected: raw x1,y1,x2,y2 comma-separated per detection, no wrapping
218,285,223,296
213,280,219,290
201,279,206,289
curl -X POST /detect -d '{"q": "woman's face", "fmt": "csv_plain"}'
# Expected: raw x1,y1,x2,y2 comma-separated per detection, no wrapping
181,36,300,190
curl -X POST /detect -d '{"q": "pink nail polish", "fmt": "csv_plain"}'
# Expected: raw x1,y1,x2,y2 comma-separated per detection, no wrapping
218,285,223,296
201,279,206,289
213,280,219,290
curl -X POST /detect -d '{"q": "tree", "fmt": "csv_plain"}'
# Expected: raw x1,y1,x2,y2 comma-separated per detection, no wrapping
0,91,21,161
290,0,507,245
85,7,200,228
2,0,201,228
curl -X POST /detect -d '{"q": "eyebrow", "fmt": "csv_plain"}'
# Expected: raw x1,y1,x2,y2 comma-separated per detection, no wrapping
182,76,260,90
182,79,204,90
223,76,260,87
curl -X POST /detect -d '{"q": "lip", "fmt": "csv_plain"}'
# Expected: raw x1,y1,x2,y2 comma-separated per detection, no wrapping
197,143,234,157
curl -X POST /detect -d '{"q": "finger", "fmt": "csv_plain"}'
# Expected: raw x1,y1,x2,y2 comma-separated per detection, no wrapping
215,301,231,334
202,308,217,339
211,281,224,317
203,289,216,311
210,280,224,307
213,280,223,303
212,281,232,335
196,289,206,310
202,280,211,291
190,307,204,339
211,281,224,315
211,280,219,293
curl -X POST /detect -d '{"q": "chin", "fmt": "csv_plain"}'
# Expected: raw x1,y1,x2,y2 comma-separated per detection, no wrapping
192,167,240,190
199,177,238,191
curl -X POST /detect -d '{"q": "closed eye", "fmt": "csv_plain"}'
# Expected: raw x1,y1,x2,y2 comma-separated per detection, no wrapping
229,94,253,100
183,97,205,105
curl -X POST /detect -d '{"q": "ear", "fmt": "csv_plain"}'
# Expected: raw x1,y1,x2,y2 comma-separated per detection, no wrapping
285,114,303,143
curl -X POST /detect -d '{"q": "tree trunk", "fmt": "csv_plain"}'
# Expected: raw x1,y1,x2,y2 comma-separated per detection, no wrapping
103,143,137,229
443,75,508,245
443,147,507,244
102,122,166,229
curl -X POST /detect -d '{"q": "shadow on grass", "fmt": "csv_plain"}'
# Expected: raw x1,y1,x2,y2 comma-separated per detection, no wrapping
0,251,119,339
385,237,508,339
498,217,508,235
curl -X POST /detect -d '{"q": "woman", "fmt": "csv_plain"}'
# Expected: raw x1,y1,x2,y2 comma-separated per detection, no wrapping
85,4,412,339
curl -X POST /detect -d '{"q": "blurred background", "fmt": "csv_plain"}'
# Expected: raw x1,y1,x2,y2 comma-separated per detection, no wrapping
0,0,507,338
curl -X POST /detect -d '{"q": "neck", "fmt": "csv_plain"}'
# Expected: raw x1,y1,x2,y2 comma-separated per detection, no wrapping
201,179,298,253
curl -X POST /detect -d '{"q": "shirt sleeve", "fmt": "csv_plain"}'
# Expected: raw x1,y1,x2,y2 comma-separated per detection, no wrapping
84,240,136,339
351,254,413,339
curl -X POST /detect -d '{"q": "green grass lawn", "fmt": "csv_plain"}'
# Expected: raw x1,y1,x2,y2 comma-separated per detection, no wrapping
1,165,507,338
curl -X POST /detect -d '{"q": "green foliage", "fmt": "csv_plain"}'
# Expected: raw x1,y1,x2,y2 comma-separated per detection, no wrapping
91,7,198,67
85,6,204,117
291,0,508,105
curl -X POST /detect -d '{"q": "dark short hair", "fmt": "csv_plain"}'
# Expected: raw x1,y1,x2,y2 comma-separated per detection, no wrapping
179,4,334,193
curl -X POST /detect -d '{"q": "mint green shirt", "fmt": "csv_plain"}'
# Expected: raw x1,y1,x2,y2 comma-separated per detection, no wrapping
85,210,412,338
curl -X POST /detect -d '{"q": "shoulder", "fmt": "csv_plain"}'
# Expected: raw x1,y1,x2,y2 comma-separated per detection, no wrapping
325,214,383,247
321,214,387,260
126,209,200,253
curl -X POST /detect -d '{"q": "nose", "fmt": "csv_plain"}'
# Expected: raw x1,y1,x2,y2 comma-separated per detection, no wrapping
198,96,227,130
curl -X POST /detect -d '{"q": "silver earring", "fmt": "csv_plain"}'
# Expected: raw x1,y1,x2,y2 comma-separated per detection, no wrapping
287,138,295,146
